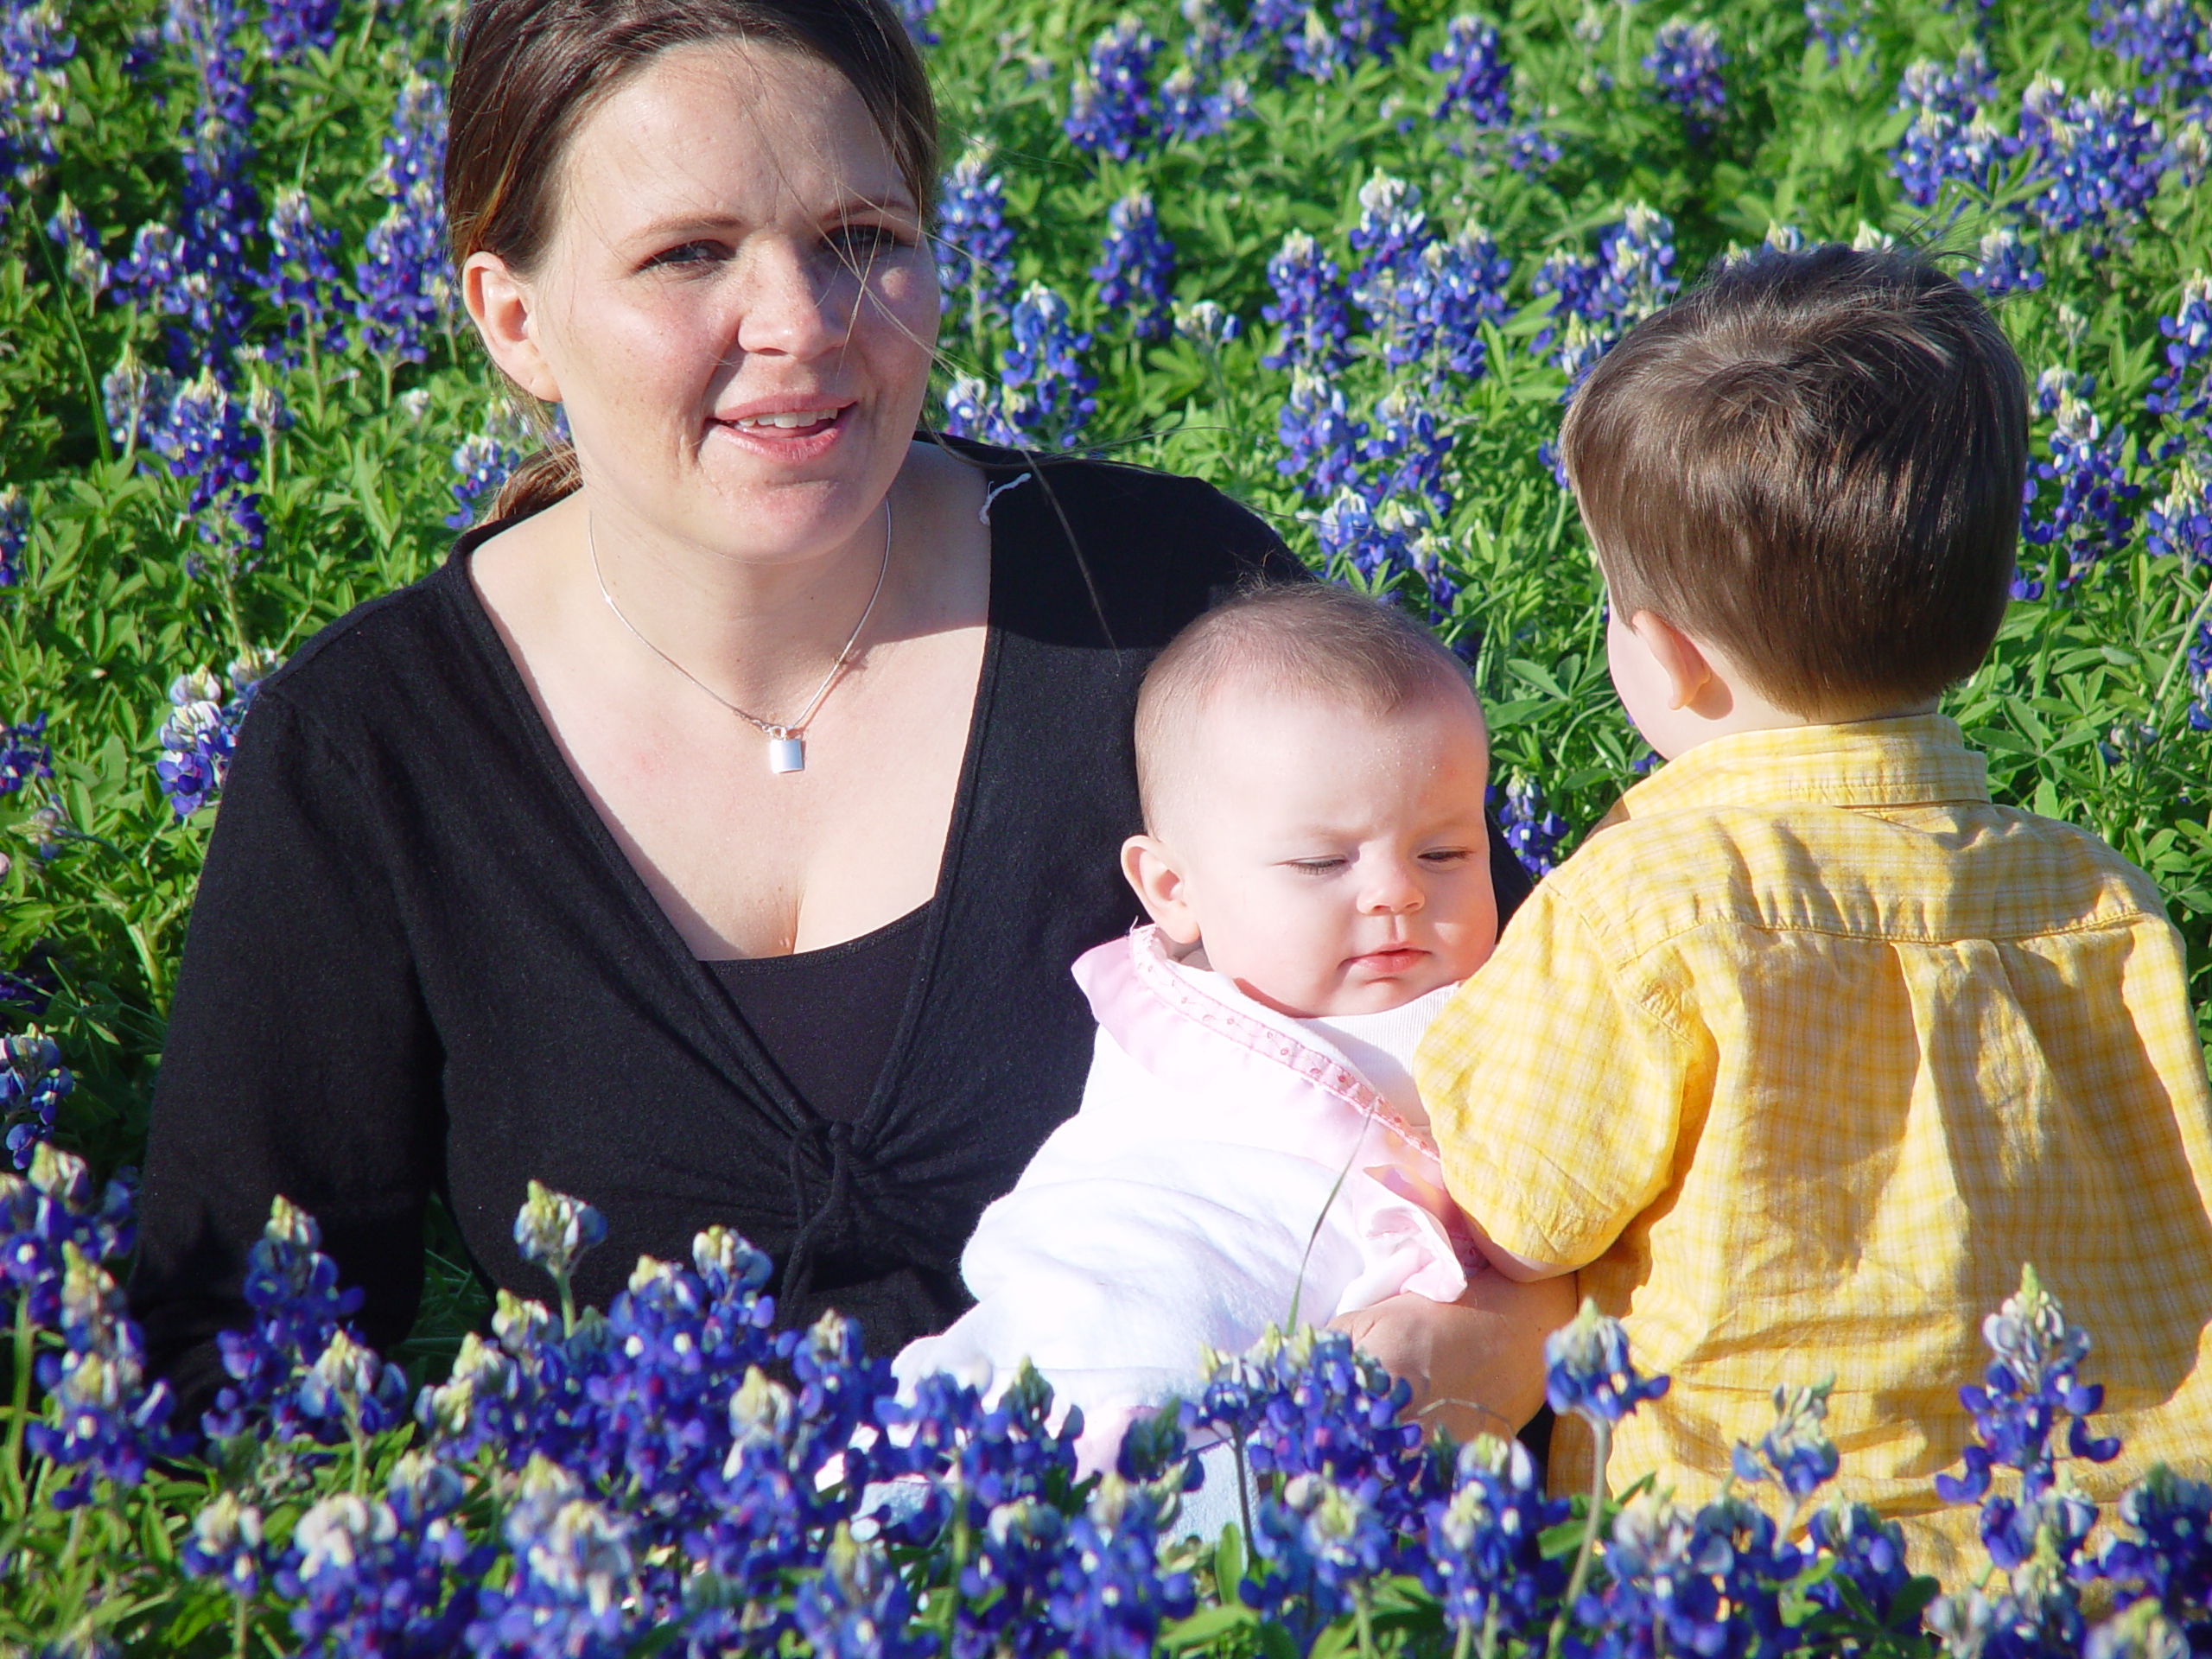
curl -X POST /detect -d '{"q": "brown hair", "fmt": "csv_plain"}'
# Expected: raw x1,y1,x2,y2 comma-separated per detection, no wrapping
445,0,940,522
1135,583,1482,832
1559,244,2027,715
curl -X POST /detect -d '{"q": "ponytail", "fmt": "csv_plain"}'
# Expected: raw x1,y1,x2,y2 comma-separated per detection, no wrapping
489,443,582,523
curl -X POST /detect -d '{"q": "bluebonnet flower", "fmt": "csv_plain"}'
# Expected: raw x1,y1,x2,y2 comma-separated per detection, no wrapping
2018,79,2171,241
0,484,25,587
1158,61,1245,141
1243,1474,1394,1646
1935,1264,2120,1575
1424,227,1510,377
1000,283,1096,447
0,0,73,213
2188,620,2212,731
2085,1601,2193,1659
1278,370,1368,500
1431,16,1510,124
1581,1491,1802,1659
1963,227,2045,296
1892,47,2012,207
1508,121,1564,174
449,432,524,530
1728,1375,1841,1502
1421,1435,1573,1648
1257,0,1397,82
1262,231,1352,371
44,199,108,308
2,1026,73,1170
356,74,451,365
1805,0,1869,65
2023,369,2139,589
1363,386,1452,518
1090,190,1175,340
2094,1464,2212,1618
892,0,936,43
2145,457,2212,562
1314,490,1412,579
1545,1298,1669,1425
179,1491,269,1599
261,188,348,357
203,1193,371,1442
940,372,1018,445
1532,205,1679,389
1347,174,1446,368
26,1243,188,1508
1645,19,1726,135
2147,272,2211,430
102,346,175,454
2091,0,2212,100
1,711,51,794
262,0,338,57
1800,1502,1920,1627
1490,776,1567,876
936,142,1017,329
791,1524,934,1659
140,0,259,367
1171,298,1240,351
149,368,266,555
278,1458,490,1655
467,1457,634,1656
1065,20,1160,161
514,1177,606,1328
155,651,278,818
0,1143,135,1330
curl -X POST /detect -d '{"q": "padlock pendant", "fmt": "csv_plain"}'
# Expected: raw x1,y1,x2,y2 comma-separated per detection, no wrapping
768,732,806,774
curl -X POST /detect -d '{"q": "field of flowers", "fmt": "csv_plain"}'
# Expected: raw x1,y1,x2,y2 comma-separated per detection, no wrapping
2,0,2211,1644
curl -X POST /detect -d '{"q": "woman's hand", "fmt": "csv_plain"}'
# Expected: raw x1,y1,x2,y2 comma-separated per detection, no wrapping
1329,1268,1578,1443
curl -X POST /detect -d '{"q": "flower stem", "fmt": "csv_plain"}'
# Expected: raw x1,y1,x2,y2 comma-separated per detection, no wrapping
1355,1586,1377,1659
232,1589,250,1659
3,1295,35,1512
1547,1417,1611,1659
1478,1599,1500,1659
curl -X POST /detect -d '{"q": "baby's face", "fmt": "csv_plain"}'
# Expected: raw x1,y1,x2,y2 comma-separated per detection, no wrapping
1136,683,1497,1018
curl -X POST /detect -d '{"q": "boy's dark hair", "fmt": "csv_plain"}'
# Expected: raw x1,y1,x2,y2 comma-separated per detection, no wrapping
1135,583,1478,833
1560,245,2028,715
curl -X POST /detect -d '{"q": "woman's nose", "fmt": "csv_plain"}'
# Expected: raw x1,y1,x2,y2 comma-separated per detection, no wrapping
734,239,853,359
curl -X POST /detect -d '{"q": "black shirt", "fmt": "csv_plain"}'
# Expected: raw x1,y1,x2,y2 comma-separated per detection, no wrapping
130,442,1533,1408
706,902,934,1126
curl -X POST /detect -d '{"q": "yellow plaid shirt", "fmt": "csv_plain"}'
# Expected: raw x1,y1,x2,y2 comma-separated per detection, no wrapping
1418,715,2212,1576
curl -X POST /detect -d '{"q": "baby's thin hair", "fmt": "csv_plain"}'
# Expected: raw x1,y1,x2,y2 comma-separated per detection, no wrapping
1135,582,1478,832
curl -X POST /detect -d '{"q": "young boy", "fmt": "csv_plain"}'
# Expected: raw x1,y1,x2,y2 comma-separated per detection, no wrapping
895,584,1560,1471
1418,245,2212,1573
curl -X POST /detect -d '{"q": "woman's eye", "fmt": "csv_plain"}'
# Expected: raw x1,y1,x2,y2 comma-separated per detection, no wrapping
644,240,723,270
829,223,906,262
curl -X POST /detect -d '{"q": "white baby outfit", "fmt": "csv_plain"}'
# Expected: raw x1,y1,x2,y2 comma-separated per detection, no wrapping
892,924,1472,1473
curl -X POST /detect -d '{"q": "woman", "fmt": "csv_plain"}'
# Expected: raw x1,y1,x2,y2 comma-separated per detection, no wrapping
130,0,1567,1440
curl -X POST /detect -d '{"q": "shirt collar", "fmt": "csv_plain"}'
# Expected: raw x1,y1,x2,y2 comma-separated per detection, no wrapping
1604,714,1992,826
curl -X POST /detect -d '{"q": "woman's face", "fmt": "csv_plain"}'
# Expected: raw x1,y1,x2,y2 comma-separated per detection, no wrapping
487,40,938,562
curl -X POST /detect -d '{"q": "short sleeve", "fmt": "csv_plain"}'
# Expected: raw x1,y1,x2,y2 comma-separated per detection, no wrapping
1414,880,1700,1270
130,690,442,1412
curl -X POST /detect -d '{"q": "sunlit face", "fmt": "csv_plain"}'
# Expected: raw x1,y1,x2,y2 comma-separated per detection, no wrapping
495,40,938,560
1150,684,1497,1019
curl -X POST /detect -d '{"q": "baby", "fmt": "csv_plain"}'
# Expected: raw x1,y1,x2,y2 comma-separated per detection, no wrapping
893,582,1499,1471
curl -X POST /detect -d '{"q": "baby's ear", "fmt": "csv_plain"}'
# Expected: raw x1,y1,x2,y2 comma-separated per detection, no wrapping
1120,835,1202,944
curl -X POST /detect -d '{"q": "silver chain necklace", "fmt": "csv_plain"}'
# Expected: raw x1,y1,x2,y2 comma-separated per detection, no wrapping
588,502,893,775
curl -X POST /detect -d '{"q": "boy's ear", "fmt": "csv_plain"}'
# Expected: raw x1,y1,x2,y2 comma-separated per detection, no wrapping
1627,610,1727,716
462,251,562,404
1121,835,1202,944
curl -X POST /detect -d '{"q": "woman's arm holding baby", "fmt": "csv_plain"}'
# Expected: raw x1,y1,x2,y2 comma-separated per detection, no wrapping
1331,1268,1578,1442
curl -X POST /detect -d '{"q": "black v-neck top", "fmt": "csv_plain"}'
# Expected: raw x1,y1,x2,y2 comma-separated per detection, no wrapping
706,903,934,1126
129,440,1533,1409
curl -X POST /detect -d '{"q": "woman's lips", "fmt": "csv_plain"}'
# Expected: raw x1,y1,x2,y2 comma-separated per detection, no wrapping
708,404,854,459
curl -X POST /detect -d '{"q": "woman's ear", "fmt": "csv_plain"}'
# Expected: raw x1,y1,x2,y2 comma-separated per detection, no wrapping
463,251,562,403
1120,835,1201,944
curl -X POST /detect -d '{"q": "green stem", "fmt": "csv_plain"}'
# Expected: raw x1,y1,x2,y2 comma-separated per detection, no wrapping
1452,1613,1475,1659
1354,1586,1377,1659
1547,1418,1611,1659
232,1589,251,1659
3,1296,33,1511
33,226,114,467
2152,578,2212,715
1478,1599,1500,1659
